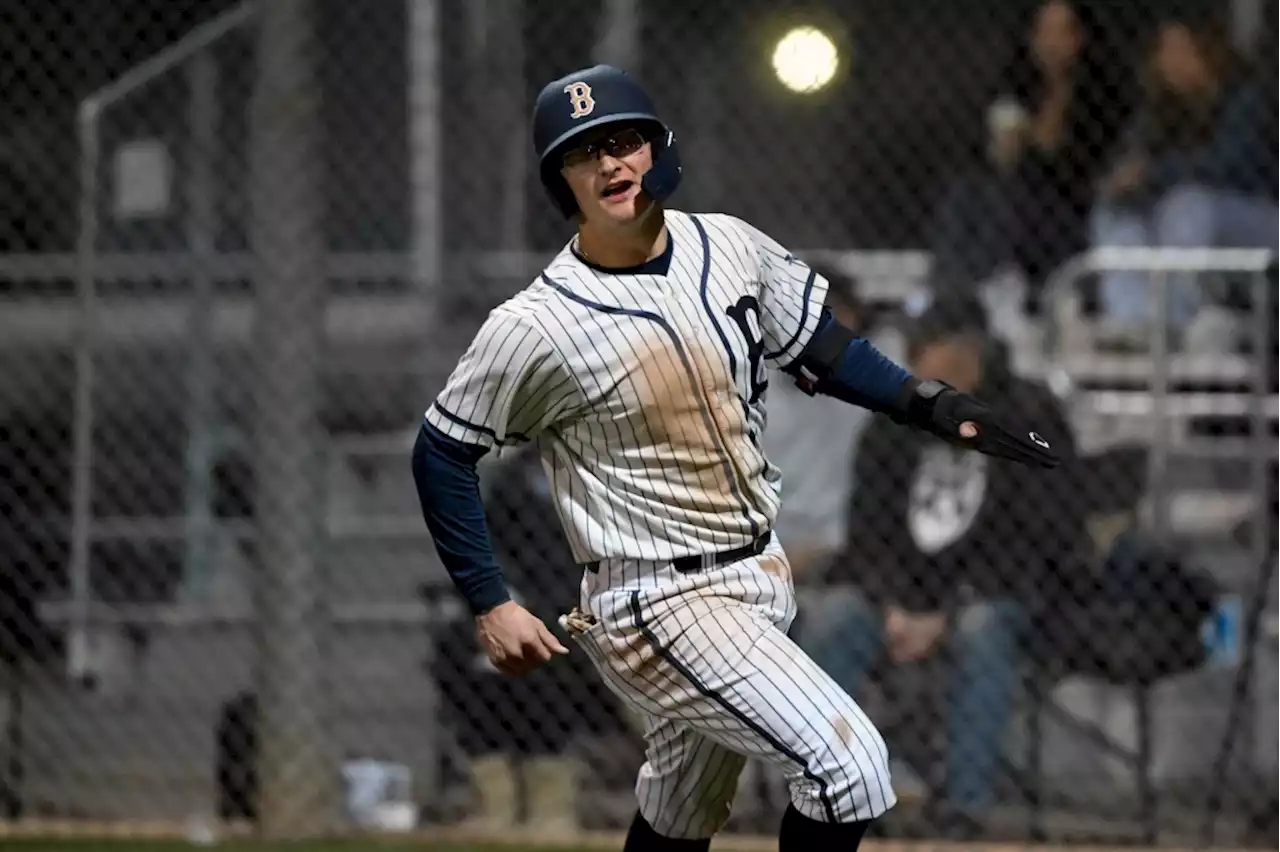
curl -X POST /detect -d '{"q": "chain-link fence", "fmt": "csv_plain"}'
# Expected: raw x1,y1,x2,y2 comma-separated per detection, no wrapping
0,0,1275,847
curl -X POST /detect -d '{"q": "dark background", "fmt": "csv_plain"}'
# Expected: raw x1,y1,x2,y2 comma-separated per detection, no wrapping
0,0,1238,258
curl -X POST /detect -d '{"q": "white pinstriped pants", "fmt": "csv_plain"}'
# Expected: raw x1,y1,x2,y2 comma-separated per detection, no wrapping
564,536,897,839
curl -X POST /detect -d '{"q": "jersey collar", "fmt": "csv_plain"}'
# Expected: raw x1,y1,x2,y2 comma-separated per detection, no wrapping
572,230,674,276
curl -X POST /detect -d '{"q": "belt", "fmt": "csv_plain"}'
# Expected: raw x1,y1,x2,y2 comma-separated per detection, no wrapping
585,530,772,575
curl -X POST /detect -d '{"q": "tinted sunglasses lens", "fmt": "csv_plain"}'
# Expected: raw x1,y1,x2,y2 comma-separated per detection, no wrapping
562,145,592,169
606,129,646,157
561,128,647,168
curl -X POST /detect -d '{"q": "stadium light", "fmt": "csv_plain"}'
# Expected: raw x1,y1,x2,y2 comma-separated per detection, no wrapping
771,25,839,94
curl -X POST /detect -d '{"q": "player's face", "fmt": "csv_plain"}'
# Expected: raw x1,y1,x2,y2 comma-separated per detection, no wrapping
560,125,656,229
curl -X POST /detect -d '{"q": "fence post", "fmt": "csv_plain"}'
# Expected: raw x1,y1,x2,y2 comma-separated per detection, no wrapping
248,0,337,835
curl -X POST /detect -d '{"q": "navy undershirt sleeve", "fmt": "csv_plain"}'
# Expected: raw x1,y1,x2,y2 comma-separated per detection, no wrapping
788,309,913,412
411,421,510,615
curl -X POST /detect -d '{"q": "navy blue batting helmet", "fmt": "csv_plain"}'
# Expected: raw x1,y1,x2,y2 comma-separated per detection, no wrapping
532,64,682,218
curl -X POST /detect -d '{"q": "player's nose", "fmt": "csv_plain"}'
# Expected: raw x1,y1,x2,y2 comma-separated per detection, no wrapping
596,152,625,175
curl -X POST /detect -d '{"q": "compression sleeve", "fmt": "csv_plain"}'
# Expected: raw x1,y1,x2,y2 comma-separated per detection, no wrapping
411,421,510,615
784,308,913,413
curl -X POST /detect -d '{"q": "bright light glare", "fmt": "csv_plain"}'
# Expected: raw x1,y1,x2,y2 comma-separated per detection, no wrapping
772,26,839,93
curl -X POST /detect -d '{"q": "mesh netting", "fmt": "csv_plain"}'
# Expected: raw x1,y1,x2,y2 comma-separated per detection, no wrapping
0,0,1275,846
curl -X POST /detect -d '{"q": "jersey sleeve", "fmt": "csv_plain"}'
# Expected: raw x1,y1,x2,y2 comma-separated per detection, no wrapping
425,308,579,449
734,218,831,370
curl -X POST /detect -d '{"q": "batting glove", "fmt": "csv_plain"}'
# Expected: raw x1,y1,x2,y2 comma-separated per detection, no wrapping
896,379,1061,469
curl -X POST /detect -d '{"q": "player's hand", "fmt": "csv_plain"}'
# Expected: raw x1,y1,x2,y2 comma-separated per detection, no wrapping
923,385,1060,469
475,600,569,676
884,607,947,664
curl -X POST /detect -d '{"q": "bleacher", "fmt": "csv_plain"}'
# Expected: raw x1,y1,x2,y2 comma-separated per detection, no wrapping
1,246,1274,832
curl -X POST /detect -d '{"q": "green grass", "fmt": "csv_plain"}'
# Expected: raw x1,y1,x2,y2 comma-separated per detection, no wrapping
0,843,593,852
0,843,608,852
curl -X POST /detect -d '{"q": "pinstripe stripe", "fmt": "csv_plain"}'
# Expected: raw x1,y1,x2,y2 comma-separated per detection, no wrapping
627,590,839,823
430,401,527,445
749,620,892,817
541,272,761,537
764,268,816,360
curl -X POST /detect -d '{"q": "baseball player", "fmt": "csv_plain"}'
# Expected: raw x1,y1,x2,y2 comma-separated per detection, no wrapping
412,65,1059,851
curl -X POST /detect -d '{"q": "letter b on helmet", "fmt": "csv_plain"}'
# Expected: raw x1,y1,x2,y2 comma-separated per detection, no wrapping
563,82,596,119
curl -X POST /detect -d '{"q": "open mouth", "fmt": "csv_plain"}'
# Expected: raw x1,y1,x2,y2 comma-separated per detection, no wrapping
601,180,634,199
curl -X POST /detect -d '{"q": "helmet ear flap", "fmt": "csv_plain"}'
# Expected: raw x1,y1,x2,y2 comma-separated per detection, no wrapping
550,179,579,219
639,127,682,204
541,162,579,218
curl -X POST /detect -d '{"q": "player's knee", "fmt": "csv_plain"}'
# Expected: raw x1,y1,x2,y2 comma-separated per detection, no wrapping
797,733,895,823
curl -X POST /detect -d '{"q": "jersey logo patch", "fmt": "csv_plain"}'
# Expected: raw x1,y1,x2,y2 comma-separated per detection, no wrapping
726,295,768,405
564,82,595,119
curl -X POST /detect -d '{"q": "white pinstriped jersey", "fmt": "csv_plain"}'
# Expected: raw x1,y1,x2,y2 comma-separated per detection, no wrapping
426,210,829,565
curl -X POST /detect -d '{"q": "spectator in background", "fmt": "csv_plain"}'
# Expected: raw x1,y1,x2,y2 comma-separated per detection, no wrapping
432,445,630,835
1091,10,1277,340
799,295,1085,838
763,262,885,584
929,0,1124,304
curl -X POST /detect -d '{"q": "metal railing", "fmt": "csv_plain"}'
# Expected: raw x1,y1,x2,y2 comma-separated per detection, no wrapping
1040,246,1276,620
68,0,260,683
1041,246,1277,849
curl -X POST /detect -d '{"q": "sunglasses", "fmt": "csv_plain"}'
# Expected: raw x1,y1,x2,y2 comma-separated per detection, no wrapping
561,127,649,169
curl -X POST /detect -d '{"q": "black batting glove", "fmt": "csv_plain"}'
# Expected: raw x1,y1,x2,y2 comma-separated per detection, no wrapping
893,379,1061,469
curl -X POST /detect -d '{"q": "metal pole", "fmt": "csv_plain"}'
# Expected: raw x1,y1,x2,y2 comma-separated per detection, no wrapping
1148,271,1171,539
88,2,258,111
408,0,443,382
183,53,220,600
409,0,443,294
1229,0,1263,53
1202,267,1278,845
1242,266,1272,762
65,0,259,684
594,0,642,73
249,0,335,835
496,4,527,253
1248,268,1273,589
67,102,102,684
406,0,443,802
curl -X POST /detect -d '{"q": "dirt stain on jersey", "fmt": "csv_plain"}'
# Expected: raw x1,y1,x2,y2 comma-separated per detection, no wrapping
832,715,856,751
757,553,791,583
628,329,737,511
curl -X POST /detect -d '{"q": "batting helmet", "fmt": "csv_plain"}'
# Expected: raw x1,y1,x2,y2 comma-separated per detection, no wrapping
532,64,682,218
